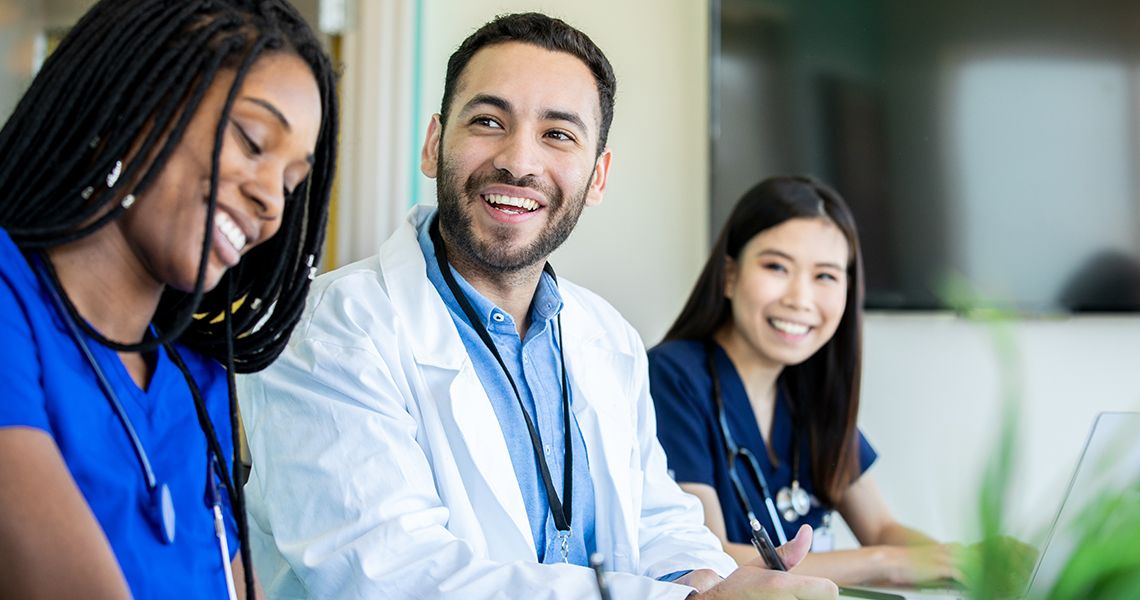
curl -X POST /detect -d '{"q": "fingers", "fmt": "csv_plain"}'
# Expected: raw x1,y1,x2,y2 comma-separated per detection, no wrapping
706,567,838,600
909,543,963,583
776,524,813,570
759,570,838,600
790,575,839,600
674,568,723,594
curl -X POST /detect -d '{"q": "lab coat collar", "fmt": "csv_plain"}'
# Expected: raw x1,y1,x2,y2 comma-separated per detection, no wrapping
379,205,468,370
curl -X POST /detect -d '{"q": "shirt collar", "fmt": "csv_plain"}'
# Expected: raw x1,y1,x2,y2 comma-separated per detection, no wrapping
417,212,564,335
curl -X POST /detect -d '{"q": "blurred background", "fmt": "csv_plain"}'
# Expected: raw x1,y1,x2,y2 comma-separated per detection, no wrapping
714,0,1140,313
3,0,1139,550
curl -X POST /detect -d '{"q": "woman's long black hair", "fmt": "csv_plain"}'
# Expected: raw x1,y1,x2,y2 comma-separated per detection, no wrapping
0,1,339,596
663,176,864,506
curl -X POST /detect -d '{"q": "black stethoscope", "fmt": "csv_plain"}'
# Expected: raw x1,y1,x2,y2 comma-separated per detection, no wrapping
34,256,239,600
705,342,811,545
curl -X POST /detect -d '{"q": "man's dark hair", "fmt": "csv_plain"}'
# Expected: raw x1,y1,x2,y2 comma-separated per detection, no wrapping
439,12,616,156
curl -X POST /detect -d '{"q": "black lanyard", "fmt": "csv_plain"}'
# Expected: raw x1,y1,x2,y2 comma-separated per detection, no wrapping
429,217,574,554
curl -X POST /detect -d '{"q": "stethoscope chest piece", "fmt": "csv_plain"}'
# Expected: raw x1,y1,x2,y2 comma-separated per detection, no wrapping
775,480,811,523
150,483,177,545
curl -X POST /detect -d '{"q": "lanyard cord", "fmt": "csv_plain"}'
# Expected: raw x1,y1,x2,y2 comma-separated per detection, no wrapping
429,217,573,535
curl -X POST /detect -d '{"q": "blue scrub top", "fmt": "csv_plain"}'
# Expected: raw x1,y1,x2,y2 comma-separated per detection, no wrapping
0,229,239,599
649,339,877,545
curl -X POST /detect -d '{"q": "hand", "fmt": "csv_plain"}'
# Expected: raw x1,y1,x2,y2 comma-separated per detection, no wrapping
692,526,838,599
675,569,723,594
958,536,1038,595
738,523,813,571
775,524,814,570
882,543,963,585
690,568,838,600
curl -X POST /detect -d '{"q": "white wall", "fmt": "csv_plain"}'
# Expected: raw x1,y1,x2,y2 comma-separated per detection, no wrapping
858,313,1140,544
409,1,1140,550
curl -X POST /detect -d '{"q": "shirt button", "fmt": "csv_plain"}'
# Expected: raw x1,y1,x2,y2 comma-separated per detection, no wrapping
544,444,551,455
492,313,505,322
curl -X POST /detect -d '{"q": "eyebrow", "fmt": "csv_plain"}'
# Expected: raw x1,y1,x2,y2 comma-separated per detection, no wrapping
242,97,291,130
460,93,512,117
459,93,590,136
542,109,588,136
757,249,846,271
240,97,315,165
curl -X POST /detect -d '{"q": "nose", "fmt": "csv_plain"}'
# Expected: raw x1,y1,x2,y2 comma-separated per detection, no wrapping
238,163,286,244
781,273,813,310
246,162,286,222
491,130,543,179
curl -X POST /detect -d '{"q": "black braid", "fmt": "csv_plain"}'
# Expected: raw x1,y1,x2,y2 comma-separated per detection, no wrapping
2,1,211,233
2,0,339,369
163,337,249,598
177,27,339,373
223,272,255,600
0,1,340,596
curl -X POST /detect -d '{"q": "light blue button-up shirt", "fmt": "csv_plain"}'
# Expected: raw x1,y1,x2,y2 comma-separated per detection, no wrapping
418,214,596,565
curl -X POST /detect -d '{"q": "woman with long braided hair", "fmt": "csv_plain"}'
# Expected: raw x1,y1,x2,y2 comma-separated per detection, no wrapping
0,1,337,597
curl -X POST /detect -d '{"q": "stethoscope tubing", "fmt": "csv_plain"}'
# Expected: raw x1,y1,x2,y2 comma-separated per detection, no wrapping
34,254,237,595
706,341,795,544
35,257,160,491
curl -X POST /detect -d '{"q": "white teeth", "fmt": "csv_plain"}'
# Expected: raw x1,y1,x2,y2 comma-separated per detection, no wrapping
485,194,539,212
770,318,810,336
215,211,247,253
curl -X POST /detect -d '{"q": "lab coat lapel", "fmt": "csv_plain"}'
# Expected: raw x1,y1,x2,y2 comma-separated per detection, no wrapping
379,207,535,558
561,296,639,570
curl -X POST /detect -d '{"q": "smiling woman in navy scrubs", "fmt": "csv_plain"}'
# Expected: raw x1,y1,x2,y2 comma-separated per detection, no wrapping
650,176,958,587
0,1,337,597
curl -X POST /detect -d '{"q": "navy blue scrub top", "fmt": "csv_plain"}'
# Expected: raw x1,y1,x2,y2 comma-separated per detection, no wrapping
0,229,239,599
649,339,877,545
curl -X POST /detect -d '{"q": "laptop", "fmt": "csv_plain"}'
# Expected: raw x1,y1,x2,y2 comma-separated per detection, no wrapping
839,411,1140,600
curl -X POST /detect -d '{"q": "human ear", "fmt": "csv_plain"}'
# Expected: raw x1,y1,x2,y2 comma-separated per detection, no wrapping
420,114,442,178
584,147,612,208
723,255,738,300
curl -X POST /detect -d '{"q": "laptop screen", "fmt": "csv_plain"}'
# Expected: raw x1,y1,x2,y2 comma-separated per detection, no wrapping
1026,411,1140,596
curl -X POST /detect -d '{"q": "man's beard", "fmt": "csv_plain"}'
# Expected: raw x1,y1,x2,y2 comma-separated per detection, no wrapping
435,154,591,274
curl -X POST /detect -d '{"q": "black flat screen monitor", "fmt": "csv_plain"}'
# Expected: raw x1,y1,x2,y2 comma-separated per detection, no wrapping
712,0,1140,312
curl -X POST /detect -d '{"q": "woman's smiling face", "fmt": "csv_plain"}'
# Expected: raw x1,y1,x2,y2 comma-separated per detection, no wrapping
722,217,851,369
114,51,322,293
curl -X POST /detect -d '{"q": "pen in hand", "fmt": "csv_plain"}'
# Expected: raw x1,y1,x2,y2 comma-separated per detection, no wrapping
749,516,787,571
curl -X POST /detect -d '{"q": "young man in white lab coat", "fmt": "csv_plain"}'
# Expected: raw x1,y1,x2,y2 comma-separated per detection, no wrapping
238,12,838,600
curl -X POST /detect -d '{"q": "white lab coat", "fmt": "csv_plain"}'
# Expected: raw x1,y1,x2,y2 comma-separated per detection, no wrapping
239,206,737,599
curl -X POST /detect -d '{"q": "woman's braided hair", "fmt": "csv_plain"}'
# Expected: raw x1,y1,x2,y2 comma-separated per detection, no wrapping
0,1,339,596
